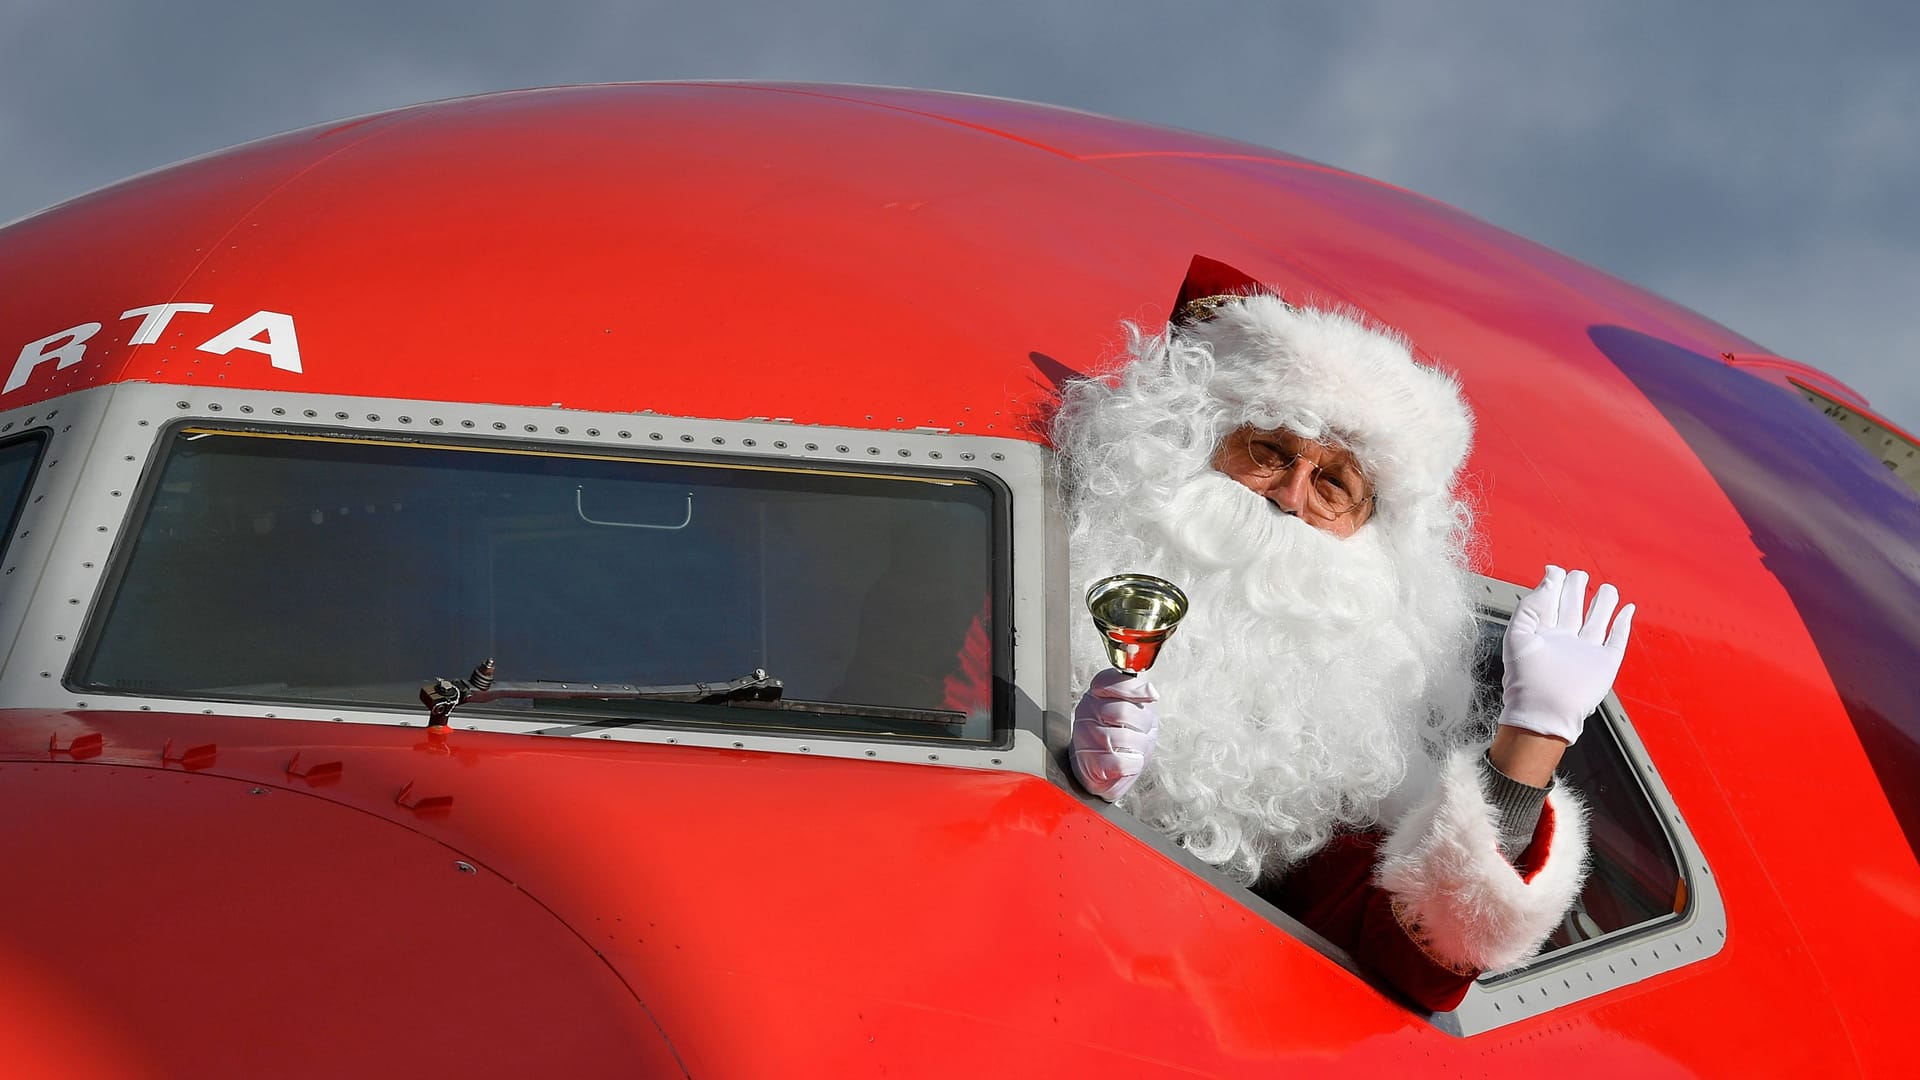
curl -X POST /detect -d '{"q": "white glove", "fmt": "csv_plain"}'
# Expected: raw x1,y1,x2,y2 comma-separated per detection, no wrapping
1071,669,1159,801
1499,565,1635,744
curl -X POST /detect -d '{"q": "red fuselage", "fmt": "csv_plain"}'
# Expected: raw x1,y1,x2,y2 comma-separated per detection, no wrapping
1,84,1916,1077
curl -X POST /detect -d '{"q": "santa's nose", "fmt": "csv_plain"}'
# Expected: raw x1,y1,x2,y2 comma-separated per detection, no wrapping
1266,465,1314,515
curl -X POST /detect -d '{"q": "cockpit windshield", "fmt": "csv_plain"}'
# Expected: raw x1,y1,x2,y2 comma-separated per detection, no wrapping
75,427,1001,742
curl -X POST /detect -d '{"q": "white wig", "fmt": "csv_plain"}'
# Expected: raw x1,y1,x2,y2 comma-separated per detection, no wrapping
1172,294,1472,530
1056,294,1482,882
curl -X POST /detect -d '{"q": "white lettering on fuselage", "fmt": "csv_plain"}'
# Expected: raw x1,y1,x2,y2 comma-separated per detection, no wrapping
6,303,304,396
196,310,302,373
121,303,215,345
5,323,103,394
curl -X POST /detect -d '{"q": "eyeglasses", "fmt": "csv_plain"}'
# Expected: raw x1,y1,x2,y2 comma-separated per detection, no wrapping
1241,429,1375,520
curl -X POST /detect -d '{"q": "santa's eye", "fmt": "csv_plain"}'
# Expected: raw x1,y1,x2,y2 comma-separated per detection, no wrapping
1314,474,1363,509
1245,438,1290,471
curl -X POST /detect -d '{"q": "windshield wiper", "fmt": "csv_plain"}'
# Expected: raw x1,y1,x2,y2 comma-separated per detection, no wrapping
420,657,971,732
421,658,783,727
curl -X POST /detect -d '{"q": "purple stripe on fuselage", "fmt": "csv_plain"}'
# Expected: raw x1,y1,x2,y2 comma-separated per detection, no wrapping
1593,325,1920,859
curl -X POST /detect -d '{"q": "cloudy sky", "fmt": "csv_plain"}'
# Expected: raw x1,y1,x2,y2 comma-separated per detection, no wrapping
6,1,1915,426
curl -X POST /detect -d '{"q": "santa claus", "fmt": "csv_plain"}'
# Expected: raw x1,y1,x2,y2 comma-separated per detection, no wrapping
1055,289,1634,1011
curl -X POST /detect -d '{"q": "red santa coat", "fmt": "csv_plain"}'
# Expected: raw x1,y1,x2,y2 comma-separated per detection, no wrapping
1263,748,1590,1013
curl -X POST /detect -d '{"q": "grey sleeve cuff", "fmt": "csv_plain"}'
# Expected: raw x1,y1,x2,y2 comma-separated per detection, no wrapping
1479,751,1553,863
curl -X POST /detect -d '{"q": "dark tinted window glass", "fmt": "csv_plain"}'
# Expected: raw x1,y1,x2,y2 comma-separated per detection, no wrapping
1471,619,1684,953
0,433,47,558
79,429,998,740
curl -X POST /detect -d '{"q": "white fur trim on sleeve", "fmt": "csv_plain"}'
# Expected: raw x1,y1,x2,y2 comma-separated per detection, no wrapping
1373,748,1589,974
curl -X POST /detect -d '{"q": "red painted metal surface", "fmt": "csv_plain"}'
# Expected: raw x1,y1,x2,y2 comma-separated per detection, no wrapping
0,711,1821,1076
0,725,680,1078
2,83,1917,1076
1720,351,1873,410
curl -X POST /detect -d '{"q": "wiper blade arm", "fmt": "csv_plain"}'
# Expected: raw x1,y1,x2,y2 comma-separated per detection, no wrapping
421,658,782,727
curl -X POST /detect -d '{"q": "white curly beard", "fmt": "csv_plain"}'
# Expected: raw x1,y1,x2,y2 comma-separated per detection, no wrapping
1058,329,1480,886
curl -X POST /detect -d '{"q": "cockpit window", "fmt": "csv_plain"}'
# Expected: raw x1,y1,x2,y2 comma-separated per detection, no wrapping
75,427,1001,741
0,432,47,560
1469,618,1684,957
1792,380,1920,495
1436,603,1724,1034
